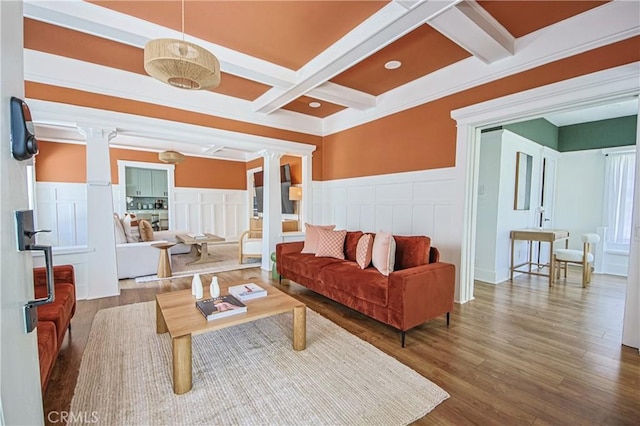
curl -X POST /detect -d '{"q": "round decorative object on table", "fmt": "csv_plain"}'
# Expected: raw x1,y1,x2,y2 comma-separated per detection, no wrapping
151,242,176,278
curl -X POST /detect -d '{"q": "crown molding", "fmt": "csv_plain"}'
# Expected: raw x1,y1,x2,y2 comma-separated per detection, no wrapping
27,99,317,159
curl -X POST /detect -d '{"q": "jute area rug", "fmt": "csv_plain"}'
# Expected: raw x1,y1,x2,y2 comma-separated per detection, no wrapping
70,302,449,425
122,243,260,289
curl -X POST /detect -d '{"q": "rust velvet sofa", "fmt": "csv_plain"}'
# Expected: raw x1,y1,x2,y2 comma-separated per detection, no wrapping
276,232,455,346
33,264,76,391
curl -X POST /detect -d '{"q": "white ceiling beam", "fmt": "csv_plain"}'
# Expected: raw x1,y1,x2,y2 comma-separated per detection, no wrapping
428,0,514,64
253,0,461,114
307,82,377,110
23,0,296,88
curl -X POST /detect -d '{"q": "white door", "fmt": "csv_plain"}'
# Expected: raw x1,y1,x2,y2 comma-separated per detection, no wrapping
0,1,45,423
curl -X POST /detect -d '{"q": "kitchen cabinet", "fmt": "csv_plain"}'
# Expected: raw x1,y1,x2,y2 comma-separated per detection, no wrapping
125,167,168,197
152,170,168,197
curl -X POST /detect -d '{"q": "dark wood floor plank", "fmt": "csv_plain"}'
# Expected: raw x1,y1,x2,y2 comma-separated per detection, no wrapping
41,267,640,425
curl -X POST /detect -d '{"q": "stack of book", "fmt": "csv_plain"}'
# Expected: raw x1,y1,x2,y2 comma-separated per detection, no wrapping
195,295,247,321
228,283,267,301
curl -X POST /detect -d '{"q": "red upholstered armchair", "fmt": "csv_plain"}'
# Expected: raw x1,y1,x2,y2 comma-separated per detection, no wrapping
33,264,76,391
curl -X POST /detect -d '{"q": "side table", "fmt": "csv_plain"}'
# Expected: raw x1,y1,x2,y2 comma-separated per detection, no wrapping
152,242,176,278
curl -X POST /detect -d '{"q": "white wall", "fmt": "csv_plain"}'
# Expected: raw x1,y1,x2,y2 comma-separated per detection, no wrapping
554,149,628,275
317,167,459,277
475,130,545,284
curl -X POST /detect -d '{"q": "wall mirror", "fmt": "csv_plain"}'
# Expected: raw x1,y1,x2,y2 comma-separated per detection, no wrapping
514,151,533,210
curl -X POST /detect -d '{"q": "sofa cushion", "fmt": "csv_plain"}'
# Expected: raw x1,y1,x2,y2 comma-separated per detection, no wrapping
344,231,364,262
122,213,141,243
356,234,374,269
372,231,396,276
315,229,347,259
280,252,344,279
320,261,389,307
139,219,154,242
113,213,127,244
394,235,431,270
37,321,58,391
301,223,336,254
36,283,75,346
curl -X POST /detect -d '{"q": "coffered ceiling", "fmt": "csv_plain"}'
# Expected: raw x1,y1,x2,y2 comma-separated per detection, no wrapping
22,0,637,160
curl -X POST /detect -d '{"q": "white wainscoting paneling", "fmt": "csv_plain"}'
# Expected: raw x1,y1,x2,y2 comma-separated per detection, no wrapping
35,182,87,247
318,168,458,264
173,188,247,241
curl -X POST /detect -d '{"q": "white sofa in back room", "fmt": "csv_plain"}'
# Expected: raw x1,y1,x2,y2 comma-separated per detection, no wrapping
114,213,191,279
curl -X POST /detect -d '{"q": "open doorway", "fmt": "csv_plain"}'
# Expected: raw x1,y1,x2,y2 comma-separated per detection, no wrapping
452,64,639,348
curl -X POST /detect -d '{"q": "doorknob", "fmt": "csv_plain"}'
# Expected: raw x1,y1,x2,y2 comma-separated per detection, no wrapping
16,210,55,333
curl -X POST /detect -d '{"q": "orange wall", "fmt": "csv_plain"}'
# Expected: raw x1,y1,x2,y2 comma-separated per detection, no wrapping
36,143,246,190
35,141,87,183
109,148,246,190
322,36,640,180
245,155,303,185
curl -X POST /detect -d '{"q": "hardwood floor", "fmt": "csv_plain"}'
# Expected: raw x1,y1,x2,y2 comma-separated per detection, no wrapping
44,267,639,425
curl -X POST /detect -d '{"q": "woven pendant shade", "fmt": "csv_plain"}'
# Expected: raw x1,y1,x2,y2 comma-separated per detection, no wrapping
158,150,185,164
144,39,220,90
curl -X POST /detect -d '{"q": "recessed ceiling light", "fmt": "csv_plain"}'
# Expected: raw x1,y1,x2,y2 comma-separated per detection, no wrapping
384,60,402,70
309,102,321,108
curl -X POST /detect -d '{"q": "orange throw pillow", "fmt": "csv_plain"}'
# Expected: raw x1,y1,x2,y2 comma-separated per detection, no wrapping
138,219,154,242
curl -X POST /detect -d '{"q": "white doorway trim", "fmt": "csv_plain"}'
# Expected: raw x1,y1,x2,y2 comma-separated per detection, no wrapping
451,62,640,305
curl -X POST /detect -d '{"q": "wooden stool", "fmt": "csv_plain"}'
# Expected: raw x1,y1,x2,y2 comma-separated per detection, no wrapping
152,242,176,278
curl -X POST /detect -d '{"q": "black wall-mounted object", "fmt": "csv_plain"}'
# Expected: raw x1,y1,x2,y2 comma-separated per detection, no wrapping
10,97,39,161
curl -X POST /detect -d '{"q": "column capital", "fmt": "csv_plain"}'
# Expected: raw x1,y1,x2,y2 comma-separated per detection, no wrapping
78,126,117,142
257,149,284,161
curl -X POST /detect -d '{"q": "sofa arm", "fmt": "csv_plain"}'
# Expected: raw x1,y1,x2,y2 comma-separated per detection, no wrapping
33,264,76,289
388,262,455,330
276,241,304,257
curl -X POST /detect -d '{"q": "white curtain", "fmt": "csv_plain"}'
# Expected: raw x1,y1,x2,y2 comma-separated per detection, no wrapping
604,152,636,246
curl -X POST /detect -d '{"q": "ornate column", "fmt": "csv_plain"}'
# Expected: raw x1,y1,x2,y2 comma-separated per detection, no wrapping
259,150,283,270
81,127,119,299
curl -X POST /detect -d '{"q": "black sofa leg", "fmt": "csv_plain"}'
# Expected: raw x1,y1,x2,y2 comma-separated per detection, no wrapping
279,275,282,284
446,312,450,327
401,331,406,348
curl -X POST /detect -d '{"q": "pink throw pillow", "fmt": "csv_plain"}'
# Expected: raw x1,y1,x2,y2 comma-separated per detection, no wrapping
302,223,336,254
315,229,347,259
372,231,396,276
356,234,374,269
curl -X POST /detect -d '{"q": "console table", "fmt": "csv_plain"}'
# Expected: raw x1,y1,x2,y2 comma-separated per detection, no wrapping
510,228,569,287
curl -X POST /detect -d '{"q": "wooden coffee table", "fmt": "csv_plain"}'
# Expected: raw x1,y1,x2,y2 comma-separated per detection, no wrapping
176,233,225,265
155,279,306,394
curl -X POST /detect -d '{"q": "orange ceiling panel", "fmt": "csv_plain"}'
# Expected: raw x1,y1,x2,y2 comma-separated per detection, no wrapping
282,96,346,118
90,1,388,70
24,18,145,75
478,1,609,38
331,24,471,96
24,18,271,101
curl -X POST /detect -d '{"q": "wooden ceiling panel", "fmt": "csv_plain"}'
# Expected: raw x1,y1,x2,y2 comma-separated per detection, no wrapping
477,1,609,38
282,96,346,118
90,0,388,70
24,19,271,101
331,24,471,96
